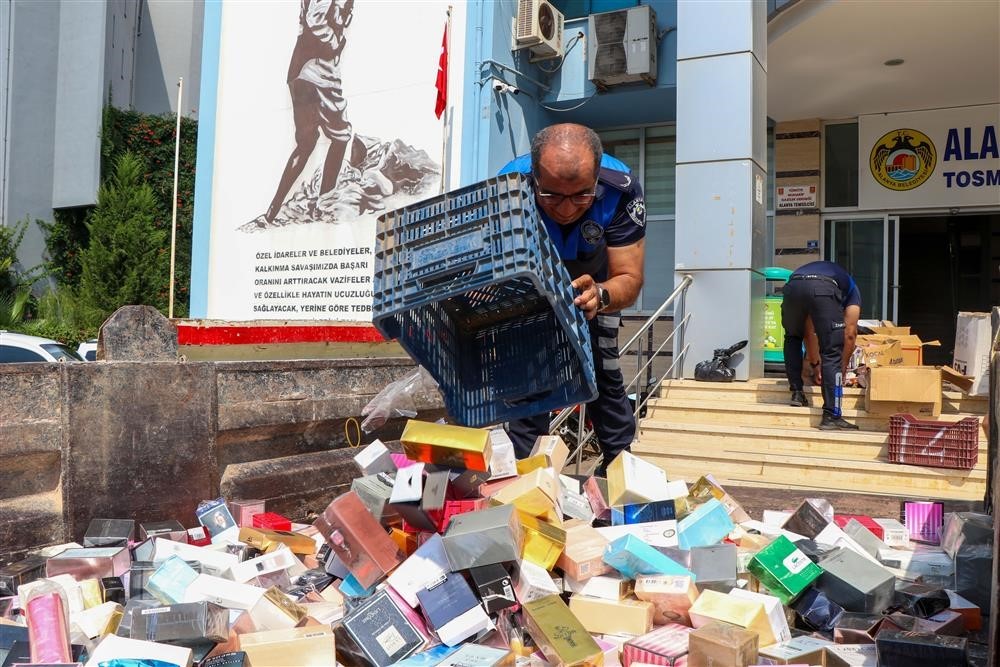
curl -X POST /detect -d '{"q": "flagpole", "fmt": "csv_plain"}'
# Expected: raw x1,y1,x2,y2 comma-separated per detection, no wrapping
168,77,183,320
439,6,452,194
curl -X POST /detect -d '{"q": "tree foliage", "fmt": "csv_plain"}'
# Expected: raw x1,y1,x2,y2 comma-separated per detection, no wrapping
77,152,170,320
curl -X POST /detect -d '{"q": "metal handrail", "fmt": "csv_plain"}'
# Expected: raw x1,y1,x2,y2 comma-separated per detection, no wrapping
550,274,693,435
551,274,694,473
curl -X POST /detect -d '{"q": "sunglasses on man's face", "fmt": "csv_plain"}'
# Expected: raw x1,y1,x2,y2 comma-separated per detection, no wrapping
530,176,597,206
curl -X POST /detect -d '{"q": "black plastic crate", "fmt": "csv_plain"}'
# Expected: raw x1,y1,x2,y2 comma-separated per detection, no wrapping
373,174,596,427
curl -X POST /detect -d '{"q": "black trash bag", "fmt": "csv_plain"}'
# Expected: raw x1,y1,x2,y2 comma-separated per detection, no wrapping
694,340,748,382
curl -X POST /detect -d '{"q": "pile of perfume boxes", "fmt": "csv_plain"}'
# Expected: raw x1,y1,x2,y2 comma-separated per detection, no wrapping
0,418,993,667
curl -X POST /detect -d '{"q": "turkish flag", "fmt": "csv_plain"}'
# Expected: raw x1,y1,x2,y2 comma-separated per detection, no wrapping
434,22,448,119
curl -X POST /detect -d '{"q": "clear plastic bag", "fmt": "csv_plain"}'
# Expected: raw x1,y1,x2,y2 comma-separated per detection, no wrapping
361,366,440,433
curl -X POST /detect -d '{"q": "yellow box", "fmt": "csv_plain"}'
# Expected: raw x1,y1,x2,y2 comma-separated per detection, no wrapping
556,521,611,581
79,578,104,609
516,455,551,476
490,468,560,519
239,527,316,555
687,476,750,524
569,595,654,636
518,511,567,571
530,435,570,473
868,366,942,416
689,589,777,647
239,625,336,667
523,594,604,666
400,420,492,472
634,574,699,626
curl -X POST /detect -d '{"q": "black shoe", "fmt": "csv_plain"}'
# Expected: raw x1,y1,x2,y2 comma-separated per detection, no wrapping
819,414,860,430
593,461,609,478
789,390,809,407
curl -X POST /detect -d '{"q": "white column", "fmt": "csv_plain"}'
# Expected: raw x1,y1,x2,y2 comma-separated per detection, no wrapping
673,0,768,380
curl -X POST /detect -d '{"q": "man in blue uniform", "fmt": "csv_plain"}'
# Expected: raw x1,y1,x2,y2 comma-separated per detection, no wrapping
498,123,646,475
782,260,861,430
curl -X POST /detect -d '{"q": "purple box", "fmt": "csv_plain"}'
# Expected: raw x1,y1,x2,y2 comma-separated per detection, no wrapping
904,501,944,545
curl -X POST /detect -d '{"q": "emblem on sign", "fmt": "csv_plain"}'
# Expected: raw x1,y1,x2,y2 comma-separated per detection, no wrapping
870,128,936,191
581,220,604,244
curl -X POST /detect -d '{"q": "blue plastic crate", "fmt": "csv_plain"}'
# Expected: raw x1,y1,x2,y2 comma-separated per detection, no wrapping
373,173,597,427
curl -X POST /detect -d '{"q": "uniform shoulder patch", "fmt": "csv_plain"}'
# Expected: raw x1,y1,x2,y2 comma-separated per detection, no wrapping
597,167,633,192
626,198,646,227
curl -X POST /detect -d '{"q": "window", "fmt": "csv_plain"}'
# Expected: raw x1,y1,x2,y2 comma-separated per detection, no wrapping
0,346,46,363
599,125,676,313
41,344,83,361
824,122,859,208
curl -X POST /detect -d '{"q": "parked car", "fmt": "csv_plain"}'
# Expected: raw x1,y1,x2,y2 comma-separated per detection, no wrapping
78,338,98,361
0,331,84,363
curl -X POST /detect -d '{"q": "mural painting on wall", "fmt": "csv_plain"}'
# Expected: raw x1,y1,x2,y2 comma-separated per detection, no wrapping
201,0,452,321
244,0,439,232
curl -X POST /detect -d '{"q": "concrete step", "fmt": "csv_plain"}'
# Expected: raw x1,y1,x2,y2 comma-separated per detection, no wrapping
657,378,986,415
633,428,986,501
644,398,986,439
638,420,987,462
0,491,65,559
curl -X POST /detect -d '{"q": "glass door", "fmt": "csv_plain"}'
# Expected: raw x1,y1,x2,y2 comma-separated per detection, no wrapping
823,215,899,321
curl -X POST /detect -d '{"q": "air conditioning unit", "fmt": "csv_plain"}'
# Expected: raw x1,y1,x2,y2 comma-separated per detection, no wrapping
588,4,657,89
513,0,564,62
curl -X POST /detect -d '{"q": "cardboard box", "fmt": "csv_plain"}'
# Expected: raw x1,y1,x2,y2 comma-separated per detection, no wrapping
729,588,791,644
386,533,450,608
441,504,522,571
338,589,427,666
239,626,336,667
513,560,560,604
603,534,694,580
687,621,758,667
415,572,492,646
623,623,692,666
689,589,777,647
815,549,895,614
852,336,904,368
129,601,229,643
867,366,942,416
522,595,603,667
518,512,566,571
531,435,570,473
564,573,630,601
569,594,654,636
313,491,404,589
679,499,735,550
607,452,668,506
824,643,877,667
557,520,611,581
354,439,396,476
746,535,822,605
634,575,699,626
952,311,990,396
469,563,517,615
400,420,492,472
756,636,831,665
874,630,966,666
489,468,560,520
45,547,131,581
84,634,193,667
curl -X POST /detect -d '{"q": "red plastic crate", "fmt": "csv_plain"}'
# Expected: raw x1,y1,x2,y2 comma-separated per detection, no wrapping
888,414,980,470
252,512,292,531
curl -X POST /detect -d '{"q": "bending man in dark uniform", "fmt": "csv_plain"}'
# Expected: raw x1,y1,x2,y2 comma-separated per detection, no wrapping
498,124,646,476
782,260,861,430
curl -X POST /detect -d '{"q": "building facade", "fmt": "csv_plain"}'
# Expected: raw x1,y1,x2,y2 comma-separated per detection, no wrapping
0,0,202,272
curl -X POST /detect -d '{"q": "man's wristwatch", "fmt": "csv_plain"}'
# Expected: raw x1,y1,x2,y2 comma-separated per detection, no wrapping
596,284,612,312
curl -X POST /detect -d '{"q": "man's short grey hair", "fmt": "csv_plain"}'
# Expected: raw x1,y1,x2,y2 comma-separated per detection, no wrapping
530,123,603,180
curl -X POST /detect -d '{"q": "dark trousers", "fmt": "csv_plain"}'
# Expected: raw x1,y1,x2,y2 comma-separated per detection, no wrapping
781,278,846,417
506,312,636,463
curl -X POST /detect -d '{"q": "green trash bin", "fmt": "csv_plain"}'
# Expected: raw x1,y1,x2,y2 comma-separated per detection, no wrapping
763,267,792,364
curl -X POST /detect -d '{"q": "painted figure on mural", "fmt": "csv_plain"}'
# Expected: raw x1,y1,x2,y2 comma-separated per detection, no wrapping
249,0,355,228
